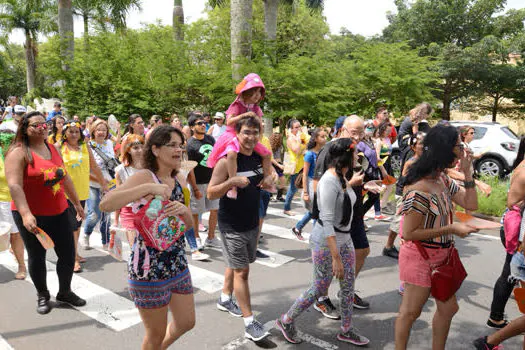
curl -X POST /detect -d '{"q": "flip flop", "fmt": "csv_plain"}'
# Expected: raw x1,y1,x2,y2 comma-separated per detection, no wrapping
15,271,27,280
74,262,83,273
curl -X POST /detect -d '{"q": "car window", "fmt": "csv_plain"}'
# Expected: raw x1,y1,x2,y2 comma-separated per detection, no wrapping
501,127,519,140
472,127,487,140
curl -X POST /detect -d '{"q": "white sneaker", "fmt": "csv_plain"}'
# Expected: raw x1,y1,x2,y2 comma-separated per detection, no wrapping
196,238,204,251
83,235,92,250
205,237,221,248
192,251,210,261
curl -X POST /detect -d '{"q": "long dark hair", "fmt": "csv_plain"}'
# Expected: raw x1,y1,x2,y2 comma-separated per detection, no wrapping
143,125,183,177
325,138,355,226
307,128,323,150
404,125,459,186
49,115,66,144
124,114,142,135
10,111,45,165
512,136,525,170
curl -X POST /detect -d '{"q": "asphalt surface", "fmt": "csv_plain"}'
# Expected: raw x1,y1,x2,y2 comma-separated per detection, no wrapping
0,199,523,350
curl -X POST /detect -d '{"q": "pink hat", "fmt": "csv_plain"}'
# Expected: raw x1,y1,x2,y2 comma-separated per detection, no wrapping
235,73,265,97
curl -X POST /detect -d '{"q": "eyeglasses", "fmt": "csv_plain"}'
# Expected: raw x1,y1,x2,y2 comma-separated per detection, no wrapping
195,121,206,126
163,142,185,150
239,130,260,137
29,123,48,130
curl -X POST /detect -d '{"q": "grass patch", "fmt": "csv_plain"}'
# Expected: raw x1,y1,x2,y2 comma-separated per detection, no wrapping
476,176,508,217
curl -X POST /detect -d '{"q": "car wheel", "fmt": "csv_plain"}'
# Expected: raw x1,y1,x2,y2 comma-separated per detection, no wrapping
391,151,401,176
477,157,503,177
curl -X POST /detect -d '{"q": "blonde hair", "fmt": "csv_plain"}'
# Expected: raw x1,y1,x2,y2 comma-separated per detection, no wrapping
90,119,110,140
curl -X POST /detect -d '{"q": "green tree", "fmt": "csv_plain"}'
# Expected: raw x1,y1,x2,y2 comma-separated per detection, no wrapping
0,43,26,101
383,0,525,119
0,0,56,93
58,0,74,71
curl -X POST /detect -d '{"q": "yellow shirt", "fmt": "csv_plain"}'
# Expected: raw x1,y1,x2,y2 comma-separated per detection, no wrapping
0,156,11,202
61,143,90,200
48,133,61,145
260,136,273,160
287,134,307,173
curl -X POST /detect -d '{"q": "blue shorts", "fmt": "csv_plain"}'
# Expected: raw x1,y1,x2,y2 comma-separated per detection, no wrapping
259,190,271,218
511,251,525,282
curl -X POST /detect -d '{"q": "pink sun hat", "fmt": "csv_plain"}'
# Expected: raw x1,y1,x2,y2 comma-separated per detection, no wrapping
235,73,266,97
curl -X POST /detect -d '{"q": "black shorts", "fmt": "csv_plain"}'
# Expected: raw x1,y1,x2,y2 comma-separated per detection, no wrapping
67,200,86,231
350,217,369,249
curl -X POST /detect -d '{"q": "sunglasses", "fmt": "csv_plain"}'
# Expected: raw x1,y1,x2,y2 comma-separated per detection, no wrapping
29,122,48,130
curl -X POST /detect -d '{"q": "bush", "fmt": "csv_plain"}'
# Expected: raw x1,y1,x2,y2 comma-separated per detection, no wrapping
476,176,508,217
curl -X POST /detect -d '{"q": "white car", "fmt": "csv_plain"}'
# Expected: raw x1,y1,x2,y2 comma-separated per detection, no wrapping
391,121,519,177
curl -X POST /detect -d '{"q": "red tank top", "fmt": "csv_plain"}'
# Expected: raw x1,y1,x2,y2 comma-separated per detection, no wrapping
11,144,68,216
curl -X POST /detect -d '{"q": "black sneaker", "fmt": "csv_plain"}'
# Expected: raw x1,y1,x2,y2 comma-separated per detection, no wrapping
353,294,370,310
382,246,399,259
313,298,341,320
37,291,51,315
276,317,302,344
245,319,270,341
256,250,270,259
56,291,87,307
216,297,242,317
473,336,502,349
486,318,509,329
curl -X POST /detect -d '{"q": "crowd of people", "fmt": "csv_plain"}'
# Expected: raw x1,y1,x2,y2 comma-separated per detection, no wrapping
1,72,525,350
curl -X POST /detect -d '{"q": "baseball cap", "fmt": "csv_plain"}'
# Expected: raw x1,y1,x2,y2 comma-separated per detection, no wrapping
14,105,27,114
331,116,346,137
214,112,225,119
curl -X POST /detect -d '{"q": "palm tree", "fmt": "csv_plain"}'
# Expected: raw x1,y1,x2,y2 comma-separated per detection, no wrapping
0,0,56,92
264,0,323,63
173,0,183,41
58,0,74,71
73,0,141,48
230,0,253,81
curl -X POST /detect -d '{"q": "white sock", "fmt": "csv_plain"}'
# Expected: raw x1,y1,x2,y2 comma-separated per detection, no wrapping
243,315,254,327
220,293,231,303
318,295,328,302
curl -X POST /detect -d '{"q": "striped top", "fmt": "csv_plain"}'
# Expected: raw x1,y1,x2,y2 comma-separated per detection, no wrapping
400,174,460,244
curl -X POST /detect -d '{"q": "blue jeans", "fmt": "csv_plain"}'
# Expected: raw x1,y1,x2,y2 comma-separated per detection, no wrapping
185,228,198,251
284,173,298,211
84,186,110,245
374,199,381,216
296,211,316,231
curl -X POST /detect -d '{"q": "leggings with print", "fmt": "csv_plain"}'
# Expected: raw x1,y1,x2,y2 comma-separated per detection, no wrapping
285,241,356,332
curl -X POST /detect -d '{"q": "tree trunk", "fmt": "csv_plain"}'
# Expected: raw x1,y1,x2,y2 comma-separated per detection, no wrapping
441,81,452,120
83,13,89,50
263,0,278,60
24,32,36,93
492,94,500,122
58,0,74,71
173,0,184,41
262,0,278,136
230,0,253,81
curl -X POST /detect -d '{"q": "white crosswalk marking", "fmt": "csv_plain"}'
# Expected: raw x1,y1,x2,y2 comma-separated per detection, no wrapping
0,251,141,332
0,334,14,350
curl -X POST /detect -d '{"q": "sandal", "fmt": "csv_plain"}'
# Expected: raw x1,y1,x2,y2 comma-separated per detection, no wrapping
74,262,83,273
15,270,27,280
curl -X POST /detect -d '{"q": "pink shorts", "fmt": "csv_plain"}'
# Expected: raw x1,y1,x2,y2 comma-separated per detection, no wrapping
120,207,136,230
399,241,452,288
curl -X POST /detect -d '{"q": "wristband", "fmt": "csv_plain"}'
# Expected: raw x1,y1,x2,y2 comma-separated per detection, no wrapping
463,180,475,189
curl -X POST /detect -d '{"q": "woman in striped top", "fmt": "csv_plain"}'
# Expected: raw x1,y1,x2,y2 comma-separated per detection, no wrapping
395,125,479,350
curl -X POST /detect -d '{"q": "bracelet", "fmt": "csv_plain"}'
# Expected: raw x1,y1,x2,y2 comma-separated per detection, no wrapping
463,180,475,188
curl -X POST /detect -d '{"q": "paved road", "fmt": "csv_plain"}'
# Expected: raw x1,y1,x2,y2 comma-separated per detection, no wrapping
0,199,522,350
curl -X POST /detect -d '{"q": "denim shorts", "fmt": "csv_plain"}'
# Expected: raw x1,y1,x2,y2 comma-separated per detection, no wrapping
510,251,525,282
